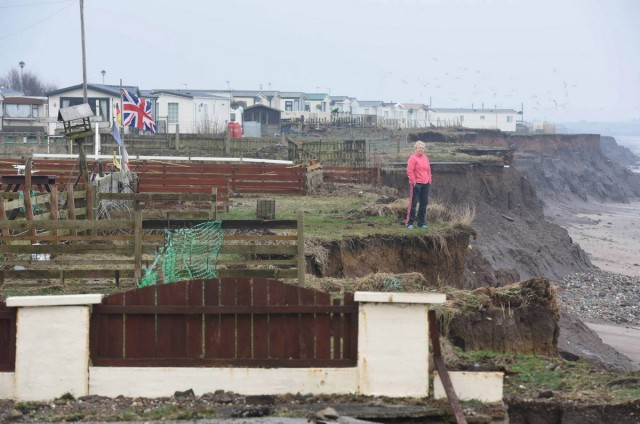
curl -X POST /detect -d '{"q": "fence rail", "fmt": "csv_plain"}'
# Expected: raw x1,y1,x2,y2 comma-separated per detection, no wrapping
90,278,357,367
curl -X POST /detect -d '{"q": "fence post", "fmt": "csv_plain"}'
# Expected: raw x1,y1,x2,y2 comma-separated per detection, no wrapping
134,210,142,280
6,294,103,401
354,292,446,397
50,188,58,240
297,210,305,286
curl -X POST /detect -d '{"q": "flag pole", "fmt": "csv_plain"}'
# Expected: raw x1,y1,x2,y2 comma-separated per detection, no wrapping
119,79,125,169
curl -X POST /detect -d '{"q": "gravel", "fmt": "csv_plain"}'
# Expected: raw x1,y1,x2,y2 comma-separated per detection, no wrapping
556,269,640,326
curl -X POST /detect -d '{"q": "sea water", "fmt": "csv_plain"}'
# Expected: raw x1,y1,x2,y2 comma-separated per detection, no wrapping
613,135,640,173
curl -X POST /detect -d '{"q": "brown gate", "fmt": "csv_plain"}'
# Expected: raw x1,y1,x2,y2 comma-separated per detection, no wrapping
0,300,17,372
90,278,358,367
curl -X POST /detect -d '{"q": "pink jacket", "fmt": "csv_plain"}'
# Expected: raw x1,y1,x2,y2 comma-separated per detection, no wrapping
407,152,432,185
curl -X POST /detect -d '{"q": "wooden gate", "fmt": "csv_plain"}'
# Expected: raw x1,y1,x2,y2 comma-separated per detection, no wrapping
0,300,16,372
90,278,358,367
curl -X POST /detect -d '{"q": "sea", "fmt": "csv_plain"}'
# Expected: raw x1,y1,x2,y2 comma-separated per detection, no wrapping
611,135,640,173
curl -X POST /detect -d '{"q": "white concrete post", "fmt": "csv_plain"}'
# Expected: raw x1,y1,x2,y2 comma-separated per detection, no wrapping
7,294,103,401
354,292,446,397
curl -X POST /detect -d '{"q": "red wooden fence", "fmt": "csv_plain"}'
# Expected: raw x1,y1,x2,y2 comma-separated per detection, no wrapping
89,278,358,368
0,159,307,196
132,161,306,195
0,300,16,372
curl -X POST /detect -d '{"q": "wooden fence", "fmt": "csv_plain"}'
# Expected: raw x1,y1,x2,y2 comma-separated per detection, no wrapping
89,278,358,367
0,192,305,286
133,161,306,196
287,139,368,167
0,159,307,199
0,300,16,372
322,166,381,185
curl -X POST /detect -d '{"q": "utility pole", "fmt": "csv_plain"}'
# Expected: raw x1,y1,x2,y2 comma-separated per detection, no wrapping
18,61,25,93
78,0,89,183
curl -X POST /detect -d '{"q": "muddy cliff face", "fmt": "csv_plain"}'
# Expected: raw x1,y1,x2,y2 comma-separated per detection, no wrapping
306,233,470,287
381,161,592,287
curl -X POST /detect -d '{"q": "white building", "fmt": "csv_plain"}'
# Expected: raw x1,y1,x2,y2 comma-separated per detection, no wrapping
149,90,230,134
428,108,520,132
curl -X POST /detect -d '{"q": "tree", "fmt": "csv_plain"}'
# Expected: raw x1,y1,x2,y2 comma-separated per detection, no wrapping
0,67,57,96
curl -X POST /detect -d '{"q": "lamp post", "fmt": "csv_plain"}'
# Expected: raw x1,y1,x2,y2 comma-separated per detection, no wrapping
101,70,106,84
18,61,25,92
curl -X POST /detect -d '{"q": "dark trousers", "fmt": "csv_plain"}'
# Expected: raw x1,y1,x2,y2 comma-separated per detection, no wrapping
406,183,430,226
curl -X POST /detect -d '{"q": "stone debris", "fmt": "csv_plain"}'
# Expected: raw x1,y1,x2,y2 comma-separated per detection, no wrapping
556,269,640,326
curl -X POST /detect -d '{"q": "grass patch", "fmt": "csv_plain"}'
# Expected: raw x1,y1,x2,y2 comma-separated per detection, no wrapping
449,348,640,402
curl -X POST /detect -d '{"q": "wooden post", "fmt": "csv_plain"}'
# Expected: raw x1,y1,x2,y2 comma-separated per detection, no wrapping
0,194,12,262
50,187,58,241
23,157,35,237
134,209,142,281
66,184,77,238
296,210,305,286
175,124,180,150
210,187,217,220
86,183,94,236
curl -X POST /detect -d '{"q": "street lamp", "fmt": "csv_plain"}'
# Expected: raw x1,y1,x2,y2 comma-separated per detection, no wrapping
101,70,106,84
18,61,25,92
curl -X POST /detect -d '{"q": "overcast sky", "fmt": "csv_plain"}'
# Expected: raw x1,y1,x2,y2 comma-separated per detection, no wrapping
1,0,639,123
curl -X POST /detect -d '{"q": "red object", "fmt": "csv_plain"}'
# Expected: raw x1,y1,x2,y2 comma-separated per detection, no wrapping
228,122,242,138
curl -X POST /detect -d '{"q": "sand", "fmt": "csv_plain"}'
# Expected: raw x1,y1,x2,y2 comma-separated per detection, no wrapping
545,200,640,277
546,200,640,367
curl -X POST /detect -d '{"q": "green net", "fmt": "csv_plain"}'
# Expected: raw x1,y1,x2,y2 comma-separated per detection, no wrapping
138,220,224,287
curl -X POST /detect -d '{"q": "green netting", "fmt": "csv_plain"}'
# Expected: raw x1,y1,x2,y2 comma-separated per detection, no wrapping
138,220,224,288
19,189,43,214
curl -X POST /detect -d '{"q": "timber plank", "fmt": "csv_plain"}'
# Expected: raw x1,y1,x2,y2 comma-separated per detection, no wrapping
124,285,157,359
252,278,269,359
235,278,252,359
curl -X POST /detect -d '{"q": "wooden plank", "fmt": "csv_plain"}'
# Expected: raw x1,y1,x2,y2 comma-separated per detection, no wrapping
156,282,188,359
98,192,218,202
124,285,157,359
0,219,135,231
219,278,236,359
186,280,205,359
217,269,298,279
134,210,142,280
297,210,305,286
252,278,269,359
218,245,297,255
331,298,343,360
299,286,316,360
315,291,331,360
236,278,252,359
342,293,356,361
0,269,136,280
268,280,286,359
283,283,300,359
204,279,221,358
91,292,124,361
0,244,135,255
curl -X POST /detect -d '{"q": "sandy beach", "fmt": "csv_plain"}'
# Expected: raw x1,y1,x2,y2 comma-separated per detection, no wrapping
545,200,640,277
547,200,640,367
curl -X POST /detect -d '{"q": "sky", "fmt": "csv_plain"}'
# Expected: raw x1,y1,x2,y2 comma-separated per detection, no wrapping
1,0,639,124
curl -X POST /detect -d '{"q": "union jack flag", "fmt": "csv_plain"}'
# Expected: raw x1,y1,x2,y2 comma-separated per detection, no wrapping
121,88,155,134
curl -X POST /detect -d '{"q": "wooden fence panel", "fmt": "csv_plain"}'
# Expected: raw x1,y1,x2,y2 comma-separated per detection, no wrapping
322,166,379,184
90,278,358,367
0,300,16,372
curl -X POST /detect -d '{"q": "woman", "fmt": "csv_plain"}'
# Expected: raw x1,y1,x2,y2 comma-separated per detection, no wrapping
406,140,432,229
